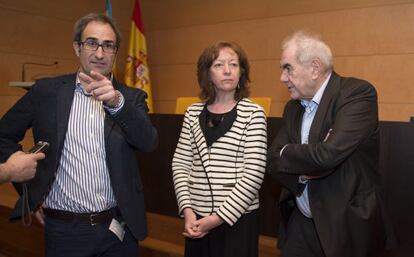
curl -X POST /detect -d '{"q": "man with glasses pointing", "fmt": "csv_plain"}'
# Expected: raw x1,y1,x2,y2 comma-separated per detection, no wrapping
0,13,158,257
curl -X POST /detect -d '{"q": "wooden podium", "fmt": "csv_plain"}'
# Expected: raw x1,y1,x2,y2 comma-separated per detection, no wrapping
8,81,34,89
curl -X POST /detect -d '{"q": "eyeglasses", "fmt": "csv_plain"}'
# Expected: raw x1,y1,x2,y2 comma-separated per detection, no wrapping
79,38,118,54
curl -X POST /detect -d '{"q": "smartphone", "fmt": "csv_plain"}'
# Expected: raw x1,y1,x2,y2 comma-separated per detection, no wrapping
28,141,49,154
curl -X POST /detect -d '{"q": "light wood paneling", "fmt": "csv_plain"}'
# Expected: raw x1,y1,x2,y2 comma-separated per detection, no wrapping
143,1,414,121
380,103,414,121
140,0,414,30
155,100,180,115
1,0,413,121
145,3,414,65
150,64,198,100
0,0,134,35
266,3,414,57
146,19,272,65
0,9,73,59
335,55,414,104
0,52,78,87
0,0,109,20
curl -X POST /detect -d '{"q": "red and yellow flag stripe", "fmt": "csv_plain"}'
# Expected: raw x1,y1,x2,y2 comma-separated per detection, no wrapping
124,0,153,112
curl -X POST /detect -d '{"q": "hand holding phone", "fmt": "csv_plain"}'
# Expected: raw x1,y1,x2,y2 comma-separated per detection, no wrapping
28,141,49,154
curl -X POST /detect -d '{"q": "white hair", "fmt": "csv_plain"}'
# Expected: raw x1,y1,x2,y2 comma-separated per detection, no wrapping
282,30,333,72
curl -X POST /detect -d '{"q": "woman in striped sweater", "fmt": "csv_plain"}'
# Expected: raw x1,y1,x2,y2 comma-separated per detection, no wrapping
172,41,267,257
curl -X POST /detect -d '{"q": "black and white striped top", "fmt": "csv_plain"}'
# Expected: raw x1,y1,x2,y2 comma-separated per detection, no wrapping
172,98,267,226
45,83,117,212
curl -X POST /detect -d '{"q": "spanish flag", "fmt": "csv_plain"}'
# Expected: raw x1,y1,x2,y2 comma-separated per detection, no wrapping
124,0,153,112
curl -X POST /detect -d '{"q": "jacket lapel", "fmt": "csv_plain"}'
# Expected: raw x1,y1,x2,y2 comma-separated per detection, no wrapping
56,74,76,156
191,105,211,172
309,72,340,143
104,114,115,142
290,101,305,144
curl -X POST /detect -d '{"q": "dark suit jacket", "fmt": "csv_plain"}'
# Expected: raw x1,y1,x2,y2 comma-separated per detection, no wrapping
0,73,158,241
268,72,396,257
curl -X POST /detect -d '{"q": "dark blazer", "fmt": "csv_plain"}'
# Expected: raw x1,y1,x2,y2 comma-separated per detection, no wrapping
0,73,158,241
268,72,396,257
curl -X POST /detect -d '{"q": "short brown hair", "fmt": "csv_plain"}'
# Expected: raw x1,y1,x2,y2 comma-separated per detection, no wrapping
73,13,121,49
197,41,250,104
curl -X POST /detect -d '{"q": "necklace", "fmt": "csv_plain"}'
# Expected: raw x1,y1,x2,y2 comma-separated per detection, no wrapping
207,112,225,128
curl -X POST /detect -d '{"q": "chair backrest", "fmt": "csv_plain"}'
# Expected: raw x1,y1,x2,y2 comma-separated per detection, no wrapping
175,97,200,114
250,97,272,115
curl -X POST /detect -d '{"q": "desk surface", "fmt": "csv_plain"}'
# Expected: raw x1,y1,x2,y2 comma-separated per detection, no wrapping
8,81,34,88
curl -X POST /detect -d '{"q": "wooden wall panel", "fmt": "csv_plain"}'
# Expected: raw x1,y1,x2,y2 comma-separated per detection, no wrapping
335,55,414,103
0,0,134,33
269,103,288,118
249,60,290,101
1,0,413,123
150,64,197,100
146,19,272,65
0,0,108,19
380,104,414,121
0,52,78,87
145,4,414,64
155,101,177,115
274,4,414,56
0,9,73,59
141,0,413,30
142,1,414,121
0,84,26,97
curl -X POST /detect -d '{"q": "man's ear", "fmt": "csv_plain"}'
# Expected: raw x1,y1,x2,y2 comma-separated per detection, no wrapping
73,42,80,57
310,58,322,79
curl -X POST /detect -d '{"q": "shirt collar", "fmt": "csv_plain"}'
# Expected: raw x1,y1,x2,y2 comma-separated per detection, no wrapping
301,72,332,111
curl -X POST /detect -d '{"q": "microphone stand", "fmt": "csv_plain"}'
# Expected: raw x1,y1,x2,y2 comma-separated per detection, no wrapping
21,61,58,81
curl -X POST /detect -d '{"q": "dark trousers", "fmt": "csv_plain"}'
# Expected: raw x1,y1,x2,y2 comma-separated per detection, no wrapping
44,217,138,257
280,207,326,257
184,211,258,257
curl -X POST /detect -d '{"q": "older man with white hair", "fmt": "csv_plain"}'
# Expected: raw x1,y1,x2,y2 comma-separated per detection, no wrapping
268,31,396,257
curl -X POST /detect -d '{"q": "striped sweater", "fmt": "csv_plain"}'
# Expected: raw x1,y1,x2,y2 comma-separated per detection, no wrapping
172,98,267,226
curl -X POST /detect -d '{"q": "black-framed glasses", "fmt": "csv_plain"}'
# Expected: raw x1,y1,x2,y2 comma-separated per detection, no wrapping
79,38,118,54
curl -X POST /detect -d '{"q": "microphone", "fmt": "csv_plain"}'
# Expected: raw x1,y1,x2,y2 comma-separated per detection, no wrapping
21,61,58,81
